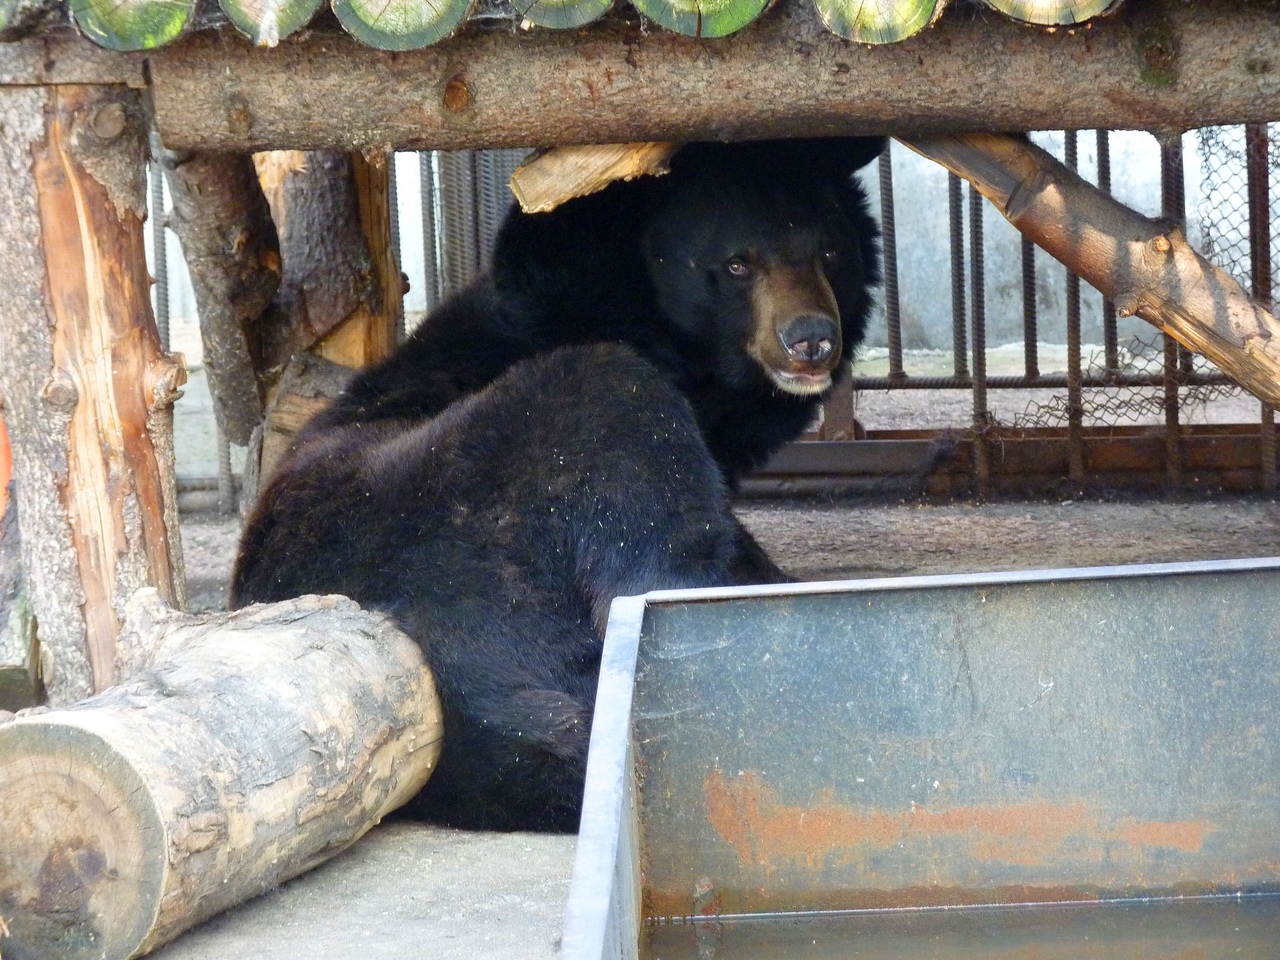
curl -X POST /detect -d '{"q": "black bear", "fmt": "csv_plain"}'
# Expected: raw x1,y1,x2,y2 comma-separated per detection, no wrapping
232,137,884,831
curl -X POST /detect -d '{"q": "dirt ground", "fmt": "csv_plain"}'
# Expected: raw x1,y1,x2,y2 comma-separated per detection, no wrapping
184,494,1280,613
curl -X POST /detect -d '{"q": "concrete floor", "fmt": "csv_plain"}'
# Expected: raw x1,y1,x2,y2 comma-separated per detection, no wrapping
150,826,575,960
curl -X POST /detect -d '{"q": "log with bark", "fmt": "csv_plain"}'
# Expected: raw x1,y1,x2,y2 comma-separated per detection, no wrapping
254,150,400,382
71,0,194,50
252,352,354,499
156,144,281,446
0,86,186,703
0,589,442,960
510,141,678,214
901,131,1280,409
149,0,1280,152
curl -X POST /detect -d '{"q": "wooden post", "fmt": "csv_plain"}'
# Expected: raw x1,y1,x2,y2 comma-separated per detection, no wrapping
0,589,442,960
0,86,185,702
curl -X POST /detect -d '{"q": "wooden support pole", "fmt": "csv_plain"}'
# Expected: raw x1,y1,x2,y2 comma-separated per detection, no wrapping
156,146,281,446
0,86,185,702
0,589,442,960
902,131,1280,410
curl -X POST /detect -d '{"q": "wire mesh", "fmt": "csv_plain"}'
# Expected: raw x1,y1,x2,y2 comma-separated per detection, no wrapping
1196,124,1280,302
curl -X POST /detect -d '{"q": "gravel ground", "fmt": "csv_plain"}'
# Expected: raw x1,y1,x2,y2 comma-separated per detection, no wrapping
184,495,1280,614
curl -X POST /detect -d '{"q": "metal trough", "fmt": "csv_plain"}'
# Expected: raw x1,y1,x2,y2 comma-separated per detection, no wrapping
561,558,1280,959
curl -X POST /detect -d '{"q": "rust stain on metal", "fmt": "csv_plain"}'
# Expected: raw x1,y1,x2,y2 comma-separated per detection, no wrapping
704,771,1210,870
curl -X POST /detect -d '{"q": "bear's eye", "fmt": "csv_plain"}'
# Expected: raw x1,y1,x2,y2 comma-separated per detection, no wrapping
726,257,751,277
822,250,840,266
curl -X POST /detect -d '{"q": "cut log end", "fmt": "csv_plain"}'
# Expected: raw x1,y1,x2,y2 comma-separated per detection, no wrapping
331,0,475,50
69,0,194,50
220,0,324,46
982,0,1120,25
630,0,769,37
512,0,611,29
815,0,944,43
0,724,166,960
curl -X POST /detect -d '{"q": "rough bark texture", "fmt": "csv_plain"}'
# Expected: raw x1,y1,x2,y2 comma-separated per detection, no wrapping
310,150,401,370
0,0,63,40
0,86,93,702
0,589,443,960
0,485,40,710
150,1,1280,152
254,150,379,380
0,32,148,89
157,146,281,445
510,141,676,214
0,87,185,702
902,131,1280,409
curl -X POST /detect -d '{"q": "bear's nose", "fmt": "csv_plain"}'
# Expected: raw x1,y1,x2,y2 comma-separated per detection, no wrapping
779,316,839,365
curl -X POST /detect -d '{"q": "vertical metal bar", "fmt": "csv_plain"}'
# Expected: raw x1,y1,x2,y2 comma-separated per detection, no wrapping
438,149,479,296
420,151,440,314
388,153,404,342
969,183,989,497
949,173,969,380
1065,131,1085,485
149,162,169,353
216,423,235,514
879,147,904,380
1160,135,1184,486
1021,237,1039,379
1247,123,1276,491
1096,129,1119,374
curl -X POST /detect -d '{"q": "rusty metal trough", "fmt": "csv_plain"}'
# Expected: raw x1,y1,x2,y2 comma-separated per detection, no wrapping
561,558,1280,959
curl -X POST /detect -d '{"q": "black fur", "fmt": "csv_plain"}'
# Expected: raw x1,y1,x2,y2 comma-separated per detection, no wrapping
232,138,884,831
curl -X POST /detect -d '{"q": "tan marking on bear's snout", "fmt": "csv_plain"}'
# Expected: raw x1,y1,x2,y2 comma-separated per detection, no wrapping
747,261,841,396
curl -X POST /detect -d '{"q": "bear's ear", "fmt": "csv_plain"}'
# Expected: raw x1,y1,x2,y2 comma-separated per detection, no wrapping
803,136,888,175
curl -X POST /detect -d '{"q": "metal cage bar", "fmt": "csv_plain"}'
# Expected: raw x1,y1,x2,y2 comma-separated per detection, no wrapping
1065,130,1085,484
879,147,904,380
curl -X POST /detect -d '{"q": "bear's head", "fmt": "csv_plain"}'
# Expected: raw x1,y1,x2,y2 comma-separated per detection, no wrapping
491,136,883,401
643,137,885,397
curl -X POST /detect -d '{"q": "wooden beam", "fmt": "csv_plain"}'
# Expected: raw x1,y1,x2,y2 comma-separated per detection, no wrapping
0,32,147,86
0,86,185,702
902,131,1280,408
150,1,1280,152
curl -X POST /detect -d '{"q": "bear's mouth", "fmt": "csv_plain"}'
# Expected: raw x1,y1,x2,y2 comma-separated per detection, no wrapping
766,367,833,396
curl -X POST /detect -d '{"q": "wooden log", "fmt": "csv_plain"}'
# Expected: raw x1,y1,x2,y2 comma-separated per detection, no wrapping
510,141,678,214
331,0,474,51
151,1,1280,152
254,150,381,380
71,0,194,50
630,0,769,38
311,150,402,370
815,0,945,43
983,0,1120,25
0,87,186,703
900,131,1280,408
512,0,610,30
157,145,281,445
0,589,442,960
221,0,324,46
